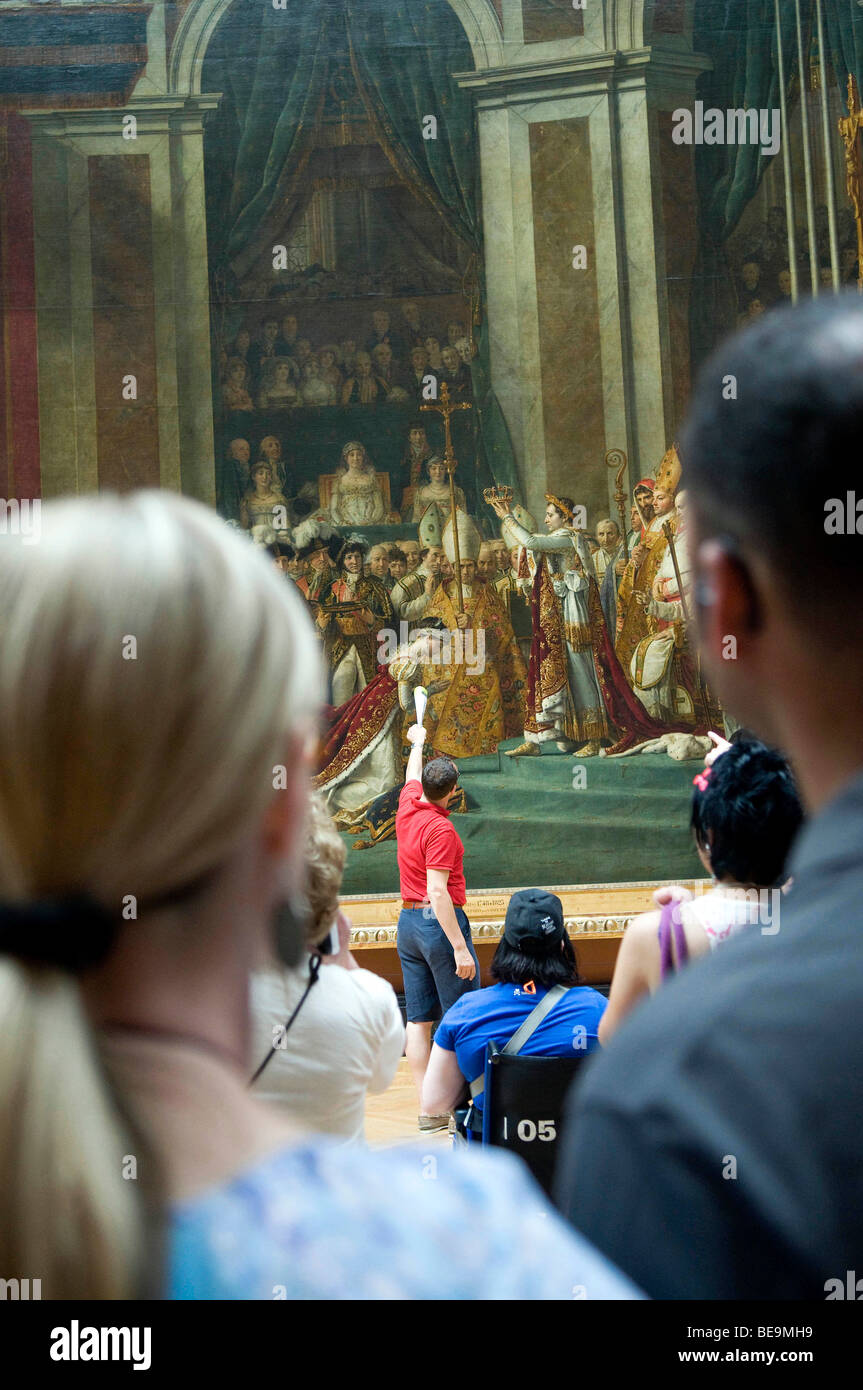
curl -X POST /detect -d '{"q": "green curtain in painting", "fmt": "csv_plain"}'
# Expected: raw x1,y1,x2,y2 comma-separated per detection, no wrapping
204,0,341,275
822,0,863,112
203,0,517,504
690,0,799,366
345,0,479,248
346,0,514,500
691,0,863,366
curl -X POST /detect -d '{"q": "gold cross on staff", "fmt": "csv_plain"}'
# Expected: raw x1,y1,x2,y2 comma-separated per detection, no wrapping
421,382,473,614
420,381,473,464
839,73,863,292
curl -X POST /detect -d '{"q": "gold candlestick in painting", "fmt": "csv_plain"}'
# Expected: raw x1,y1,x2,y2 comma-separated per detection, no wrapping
839,73,863,291
421,381,473,613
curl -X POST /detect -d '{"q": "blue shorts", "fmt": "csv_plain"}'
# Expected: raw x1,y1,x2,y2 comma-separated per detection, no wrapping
396,906,480,1023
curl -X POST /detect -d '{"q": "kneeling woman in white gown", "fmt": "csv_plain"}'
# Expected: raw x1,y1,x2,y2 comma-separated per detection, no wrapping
312,630,458,842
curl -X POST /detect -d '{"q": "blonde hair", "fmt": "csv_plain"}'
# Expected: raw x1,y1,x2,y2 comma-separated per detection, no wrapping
0,490,321,1297
302,793,346,948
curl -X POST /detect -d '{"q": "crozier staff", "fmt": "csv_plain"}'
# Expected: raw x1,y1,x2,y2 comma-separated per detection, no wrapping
395,723,479,1132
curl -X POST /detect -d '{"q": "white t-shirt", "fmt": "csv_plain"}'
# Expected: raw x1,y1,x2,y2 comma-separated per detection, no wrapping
250,959,405,1145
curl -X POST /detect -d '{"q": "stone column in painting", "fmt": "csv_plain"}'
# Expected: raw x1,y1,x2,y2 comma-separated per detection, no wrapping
25,93,218,503
458,0,708,523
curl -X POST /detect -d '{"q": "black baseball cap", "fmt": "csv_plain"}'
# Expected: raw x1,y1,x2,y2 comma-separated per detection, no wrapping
503,889,565,950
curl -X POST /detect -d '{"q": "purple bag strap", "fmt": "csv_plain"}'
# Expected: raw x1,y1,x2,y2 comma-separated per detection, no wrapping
658,899,689,980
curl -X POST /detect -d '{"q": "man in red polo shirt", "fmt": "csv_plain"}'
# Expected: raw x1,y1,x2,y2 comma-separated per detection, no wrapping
396,723,479,1131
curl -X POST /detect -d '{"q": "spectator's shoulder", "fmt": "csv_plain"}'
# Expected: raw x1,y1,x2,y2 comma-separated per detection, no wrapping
350,966,401,1011
578,983,609,1011
172,1138,640,1300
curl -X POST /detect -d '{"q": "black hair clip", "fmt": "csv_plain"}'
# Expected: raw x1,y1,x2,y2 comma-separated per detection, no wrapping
0,895,119,973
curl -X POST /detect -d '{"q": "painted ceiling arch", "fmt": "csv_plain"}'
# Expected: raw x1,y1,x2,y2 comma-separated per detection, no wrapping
168,0,504,95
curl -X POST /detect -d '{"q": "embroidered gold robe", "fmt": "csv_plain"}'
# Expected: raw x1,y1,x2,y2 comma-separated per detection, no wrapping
416,581,527,757
615,513,678,679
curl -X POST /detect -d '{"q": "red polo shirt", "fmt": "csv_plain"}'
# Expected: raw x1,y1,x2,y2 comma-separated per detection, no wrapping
396,779,467,906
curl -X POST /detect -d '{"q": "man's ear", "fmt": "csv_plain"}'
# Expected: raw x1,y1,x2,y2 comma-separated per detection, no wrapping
696,538,762,663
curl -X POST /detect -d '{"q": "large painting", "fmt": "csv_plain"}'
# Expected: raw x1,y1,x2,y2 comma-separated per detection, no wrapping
2,0,859,909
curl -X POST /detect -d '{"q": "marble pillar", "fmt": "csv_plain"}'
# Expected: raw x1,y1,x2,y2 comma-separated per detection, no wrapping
459,35,708,524
26,92,218,503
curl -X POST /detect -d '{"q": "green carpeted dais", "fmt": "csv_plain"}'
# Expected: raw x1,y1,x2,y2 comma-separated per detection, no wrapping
340,739,704,897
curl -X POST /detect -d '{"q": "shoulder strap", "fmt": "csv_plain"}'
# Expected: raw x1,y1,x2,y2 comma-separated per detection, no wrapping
469,985,569,1098
502,983,569,1056
658,900,689,980
249,954,322,1087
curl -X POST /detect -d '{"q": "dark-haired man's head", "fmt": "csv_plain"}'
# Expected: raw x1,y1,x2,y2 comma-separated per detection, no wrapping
342,543,365,575
266,541,297,577
691,738,803,886
388,548,407,580
634,485,655,522
681,296,863,806
491,889,578,990
421,757,459,806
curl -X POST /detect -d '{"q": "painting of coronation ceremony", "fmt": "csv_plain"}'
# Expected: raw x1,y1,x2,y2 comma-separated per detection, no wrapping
6,0,863,1336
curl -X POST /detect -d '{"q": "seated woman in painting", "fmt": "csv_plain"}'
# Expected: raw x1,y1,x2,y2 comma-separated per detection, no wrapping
319,345,343,397
329,442,388,526
411,455,465,526
222,357,254,413
257,357,300,411
300,356,336,407
240,459,291,534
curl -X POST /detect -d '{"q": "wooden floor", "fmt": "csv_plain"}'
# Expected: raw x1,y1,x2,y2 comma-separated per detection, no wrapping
364,1058,452,1150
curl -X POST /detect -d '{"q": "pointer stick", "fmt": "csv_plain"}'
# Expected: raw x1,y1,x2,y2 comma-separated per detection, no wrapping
414,685,428,728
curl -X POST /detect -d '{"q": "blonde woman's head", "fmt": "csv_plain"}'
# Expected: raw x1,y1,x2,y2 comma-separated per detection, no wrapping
0,489,323,1298
0,489,320,906
302,793,346,949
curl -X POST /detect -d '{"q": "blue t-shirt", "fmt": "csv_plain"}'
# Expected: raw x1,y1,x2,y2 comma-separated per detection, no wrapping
435,981,606,1108
169,1138,641,1300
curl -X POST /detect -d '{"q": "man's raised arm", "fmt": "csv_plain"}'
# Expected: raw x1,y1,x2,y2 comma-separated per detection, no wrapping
405,723,425,784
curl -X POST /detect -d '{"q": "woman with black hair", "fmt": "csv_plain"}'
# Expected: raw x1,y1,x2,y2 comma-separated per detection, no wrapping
421,889,607,1120
599,735,804,1043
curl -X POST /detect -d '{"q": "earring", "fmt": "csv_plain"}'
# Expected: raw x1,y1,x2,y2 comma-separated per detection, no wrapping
272,896,307,970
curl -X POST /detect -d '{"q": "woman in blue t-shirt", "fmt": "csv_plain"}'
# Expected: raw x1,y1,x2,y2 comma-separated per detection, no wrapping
422,889,607,1117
